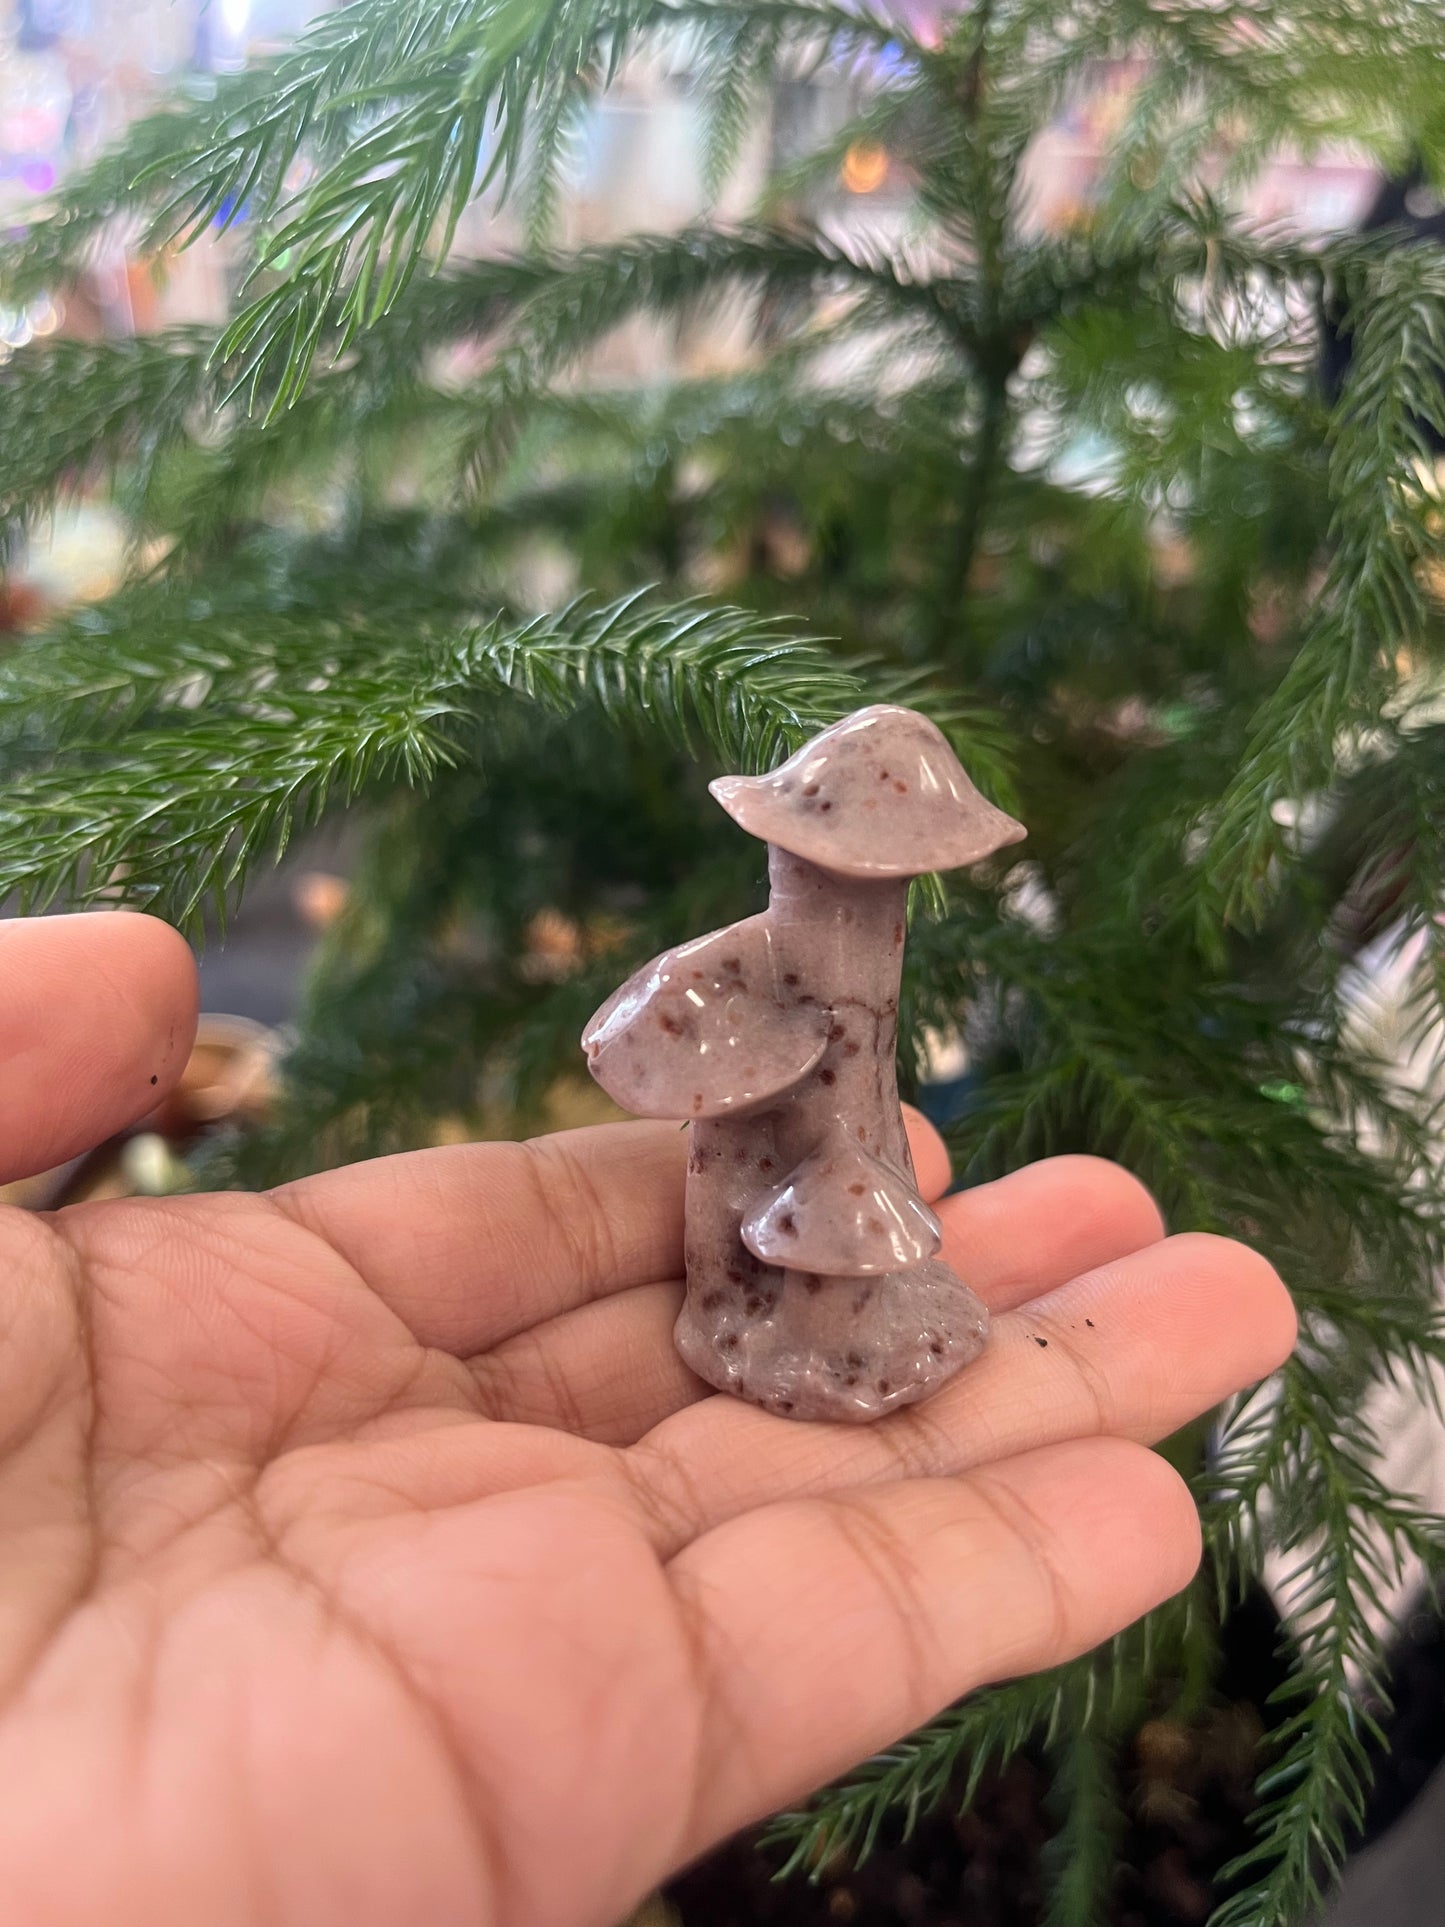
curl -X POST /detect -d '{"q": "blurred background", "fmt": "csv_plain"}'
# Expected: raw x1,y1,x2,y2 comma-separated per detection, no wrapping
0,0,1386,627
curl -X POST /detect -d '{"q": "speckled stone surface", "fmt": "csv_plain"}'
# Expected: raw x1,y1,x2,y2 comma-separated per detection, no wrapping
582,705,1026,1423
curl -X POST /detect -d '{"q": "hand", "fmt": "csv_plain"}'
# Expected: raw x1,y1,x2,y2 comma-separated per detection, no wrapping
0,914,1295,1927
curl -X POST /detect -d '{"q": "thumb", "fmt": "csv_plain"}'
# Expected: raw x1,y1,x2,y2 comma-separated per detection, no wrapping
0,913,199,1183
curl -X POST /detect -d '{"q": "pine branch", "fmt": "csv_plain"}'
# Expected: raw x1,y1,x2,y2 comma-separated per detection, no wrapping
763,1671,1070,1879
1202,241,1445,926
0,257,556,541
0,330,218,551
1042,1718,1120,1927
469,587,865,766
697,16,776,204
764,1608,1183,1882
0,0,927,408
0,675,456,930
0,590,870,926
1329,714,1445,1094
1207,1366,1445,1926
454,226,973,474
0,229,965,527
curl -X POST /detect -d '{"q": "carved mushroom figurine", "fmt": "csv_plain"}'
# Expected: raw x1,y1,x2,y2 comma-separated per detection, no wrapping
582,704,1026,1422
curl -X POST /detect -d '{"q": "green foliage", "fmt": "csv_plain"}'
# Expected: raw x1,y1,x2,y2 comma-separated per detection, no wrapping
1042,1718,1122,1927
1202,244,1445,930
0,329,219,552
764,1668,1077,1878
0,579,871,926
1205,1373,1445,1927
3,0,1445,1919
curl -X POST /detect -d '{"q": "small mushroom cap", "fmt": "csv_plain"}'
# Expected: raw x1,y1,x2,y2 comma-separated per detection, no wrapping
709,704,1025,879
582,916,830,1120
741,1127,943,1276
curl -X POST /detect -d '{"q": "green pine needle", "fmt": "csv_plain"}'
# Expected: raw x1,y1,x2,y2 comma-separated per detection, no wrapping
0,588,871,927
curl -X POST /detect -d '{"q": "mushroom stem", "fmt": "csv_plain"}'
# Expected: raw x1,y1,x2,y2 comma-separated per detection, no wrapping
762,847,912,1182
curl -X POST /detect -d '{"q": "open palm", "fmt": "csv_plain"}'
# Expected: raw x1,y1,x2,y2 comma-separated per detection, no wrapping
0,915,1295,1927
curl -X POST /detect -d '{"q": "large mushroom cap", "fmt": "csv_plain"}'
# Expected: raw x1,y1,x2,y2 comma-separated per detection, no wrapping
741,1126,943,1276
709,704,1025,879
582,915,830,1120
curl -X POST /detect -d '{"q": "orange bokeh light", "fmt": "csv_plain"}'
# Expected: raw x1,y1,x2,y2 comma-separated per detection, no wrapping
841,141,889,194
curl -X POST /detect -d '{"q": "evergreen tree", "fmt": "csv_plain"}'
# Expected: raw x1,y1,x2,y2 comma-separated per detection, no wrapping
3,1,1445,1918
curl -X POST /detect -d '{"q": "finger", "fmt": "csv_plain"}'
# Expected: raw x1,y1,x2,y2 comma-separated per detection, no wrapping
465,1227,1291,1467
668,1435,1200,1857
465,1154,1172,1441
269,1121,687,1355
937,1154,1165,1311
0,913,197,1184
471,1281,699,1444
270,1111,948,1356
903,1104,951,1202
628,1232,1295,1539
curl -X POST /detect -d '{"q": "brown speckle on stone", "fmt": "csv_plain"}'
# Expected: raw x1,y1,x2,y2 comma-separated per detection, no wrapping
893,923,904,944
847,1181,866,1196
803,1274,823,1294
659,1012,683,1036
758,1155,774,1170
819,1067,836,1086
777,1213,797,1236
721,1333,740,1350
1034,1336,1048,1348
803,782,820,797
876,1378,891,1395
783,972,800,986
820,800,833,811
1085,1318,1095,1328
893,779,908,793
930,1341,944,1356
701,1290,725,1310
744,1295,766,1315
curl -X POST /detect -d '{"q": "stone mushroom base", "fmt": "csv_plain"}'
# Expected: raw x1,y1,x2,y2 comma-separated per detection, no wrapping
674,1256,990,1423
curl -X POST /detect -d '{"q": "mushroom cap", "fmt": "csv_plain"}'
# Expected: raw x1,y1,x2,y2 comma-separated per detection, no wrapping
741,1126,943,1276
709,704,1025,879
582,915,831,1120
